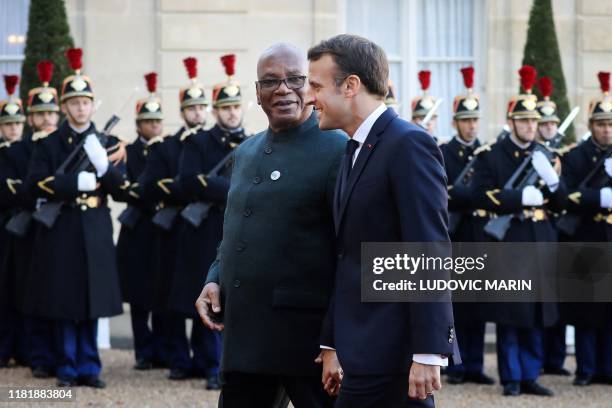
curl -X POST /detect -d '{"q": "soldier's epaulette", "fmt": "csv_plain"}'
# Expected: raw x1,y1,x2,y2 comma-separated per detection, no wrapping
552,143,576,157
31,131,50,142
180,125,202,141
474,141,495,156
147,135,164,146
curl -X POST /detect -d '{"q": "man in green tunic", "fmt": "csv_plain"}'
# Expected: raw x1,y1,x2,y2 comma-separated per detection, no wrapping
195,44,346,407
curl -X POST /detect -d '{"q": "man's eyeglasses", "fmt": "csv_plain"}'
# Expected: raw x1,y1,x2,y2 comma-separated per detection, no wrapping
256,76,307,91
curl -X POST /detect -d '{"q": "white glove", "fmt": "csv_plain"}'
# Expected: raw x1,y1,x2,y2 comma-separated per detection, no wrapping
605,158,612,178
531,150,559,191
83,134,109,177
522,185,544,206
601,187,612,209
77,171,97,192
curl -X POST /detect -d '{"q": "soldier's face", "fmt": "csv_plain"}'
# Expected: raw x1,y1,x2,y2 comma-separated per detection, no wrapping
307,54,351,131
454,118,479,142
590,119,612,146
256,51,310,132
29,111,59,132
413,116,437,135
214,104,243,130
511,118,537,143
62,97,94,126
537,121,558,141
0,122,24,142
137,119,163,140
181,104,207,128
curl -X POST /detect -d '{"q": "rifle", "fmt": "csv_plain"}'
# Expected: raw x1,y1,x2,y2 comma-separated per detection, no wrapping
484,144,558,240
180,150,236,228
32,115,120,229
447,142,489,234
557,149,611,236
483,108,578,240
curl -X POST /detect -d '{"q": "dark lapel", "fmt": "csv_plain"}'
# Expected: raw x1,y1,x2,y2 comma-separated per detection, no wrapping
335,108,397,232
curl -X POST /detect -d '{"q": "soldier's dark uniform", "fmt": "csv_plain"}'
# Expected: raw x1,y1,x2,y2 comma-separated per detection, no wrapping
472,66,566,396
561,72,612,386
441,67,494,385
23,49,124,387
0,76,28,367
115,73,168,369
140,58,208,380
171,55,247,387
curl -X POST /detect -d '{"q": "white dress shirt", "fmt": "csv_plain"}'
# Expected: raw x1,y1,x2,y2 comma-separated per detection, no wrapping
321,103,448,367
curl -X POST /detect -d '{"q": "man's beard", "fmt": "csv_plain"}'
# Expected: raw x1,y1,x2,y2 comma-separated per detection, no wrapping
217,117,242,132
185,118,205,128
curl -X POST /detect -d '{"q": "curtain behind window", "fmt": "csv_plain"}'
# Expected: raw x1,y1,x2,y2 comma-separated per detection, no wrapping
0,0,30,99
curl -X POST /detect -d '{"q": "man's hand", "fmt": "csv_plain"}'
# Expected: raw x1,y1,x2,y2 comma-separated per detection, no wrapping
315,349,343,396
108,141,127,166
195,282,224,331
408,362,441,400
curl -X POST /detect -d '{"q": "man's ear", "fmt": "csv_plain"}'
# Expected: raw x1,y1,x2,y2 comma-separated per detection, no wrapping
255,87,262,105
344,75,361,98
60,103,67,115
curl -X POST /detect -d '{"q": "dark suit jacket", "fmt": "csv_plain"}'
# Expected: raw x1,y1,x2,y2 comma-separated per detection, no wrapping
321,108,460,375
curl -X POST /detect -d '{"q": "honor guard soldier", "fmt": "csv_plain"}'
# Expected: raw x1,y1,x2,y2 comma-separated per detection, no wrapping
536,76,561,146
536,76,571,377
141,57,207,381
561,71,612,386
441,67,495,386
472,65,566,397
116,72,169,371
0,74,28,369
172,54,248,390
411,70,438,137
14,62,62,379
23,48,125,388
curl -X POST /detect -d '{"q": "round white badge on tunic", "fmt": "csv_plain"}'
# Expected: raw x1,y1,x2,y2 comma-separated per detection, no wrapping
271,170,281,181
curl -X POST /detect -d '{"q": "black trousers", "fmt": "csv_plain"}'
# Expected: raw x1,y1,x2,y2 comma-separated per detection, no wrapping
219,371,334,408
335,374,435,408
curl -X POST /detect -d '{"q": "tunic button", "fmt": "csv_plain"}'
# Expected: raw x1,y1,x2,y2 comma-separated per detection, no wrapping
81,193,87,199
264,146,272,154
253,176,262,184
236,242,246,252
337,252,344,260
244,208,252,217
271,170,281,181
449,338,453,343
80,205,87,211
233,280,241,288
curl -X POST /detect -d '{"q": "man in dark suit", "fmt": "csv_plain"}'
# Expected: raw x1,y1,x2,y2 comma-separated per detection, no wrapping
307,34,459,407
195,43,346,407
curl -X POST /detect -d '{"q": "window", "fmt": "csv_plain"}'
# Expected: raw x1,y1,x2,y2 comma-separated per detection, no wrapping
0,0,29,99
343,0,484,140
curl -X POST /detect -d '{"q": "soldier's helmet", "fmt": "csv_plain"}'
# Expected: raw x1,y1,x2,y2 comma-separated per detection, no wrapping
536,76,559,123
179,57,208,109
61,48,94,102
411,70,437,119
453,67,480,120
212,54,242,109
588,71,612,121
0,75,26,124
507,65,541,120
384,79,398,107
136,72,164,121
28,60,59,113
